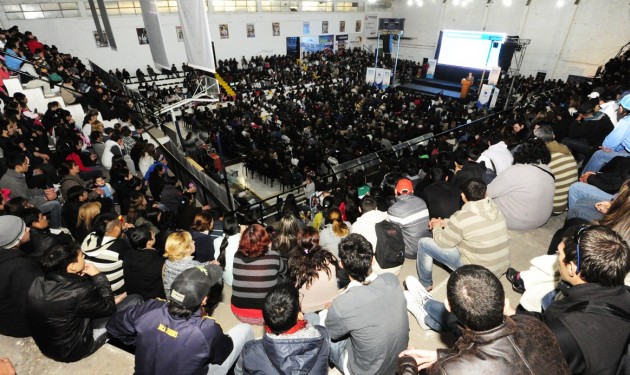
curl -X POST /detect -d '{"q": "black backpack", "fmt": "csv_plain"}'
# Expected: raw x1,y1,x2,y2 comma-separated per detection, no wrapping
374,220,405,269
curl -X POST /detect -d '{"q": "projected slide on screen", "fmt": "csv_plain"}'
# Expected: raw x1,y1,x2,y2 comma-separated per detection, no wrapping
437,30,506,70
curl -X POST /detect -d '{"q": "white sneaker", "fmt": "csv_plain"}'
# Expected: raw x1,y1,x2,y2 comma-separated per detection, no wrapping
405,276,434,306
404,291,430,330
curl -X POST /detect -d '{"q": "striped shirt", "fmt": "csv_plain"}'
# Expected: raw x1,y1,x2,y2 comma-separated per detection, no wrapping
548,152,578,214
231,250,287,311
81,234,129,295
433,197,510,276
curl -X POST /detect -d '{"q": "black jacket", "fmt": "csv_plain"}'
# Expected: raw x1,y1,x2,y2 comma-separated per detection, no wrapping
191,230,216,263
123,248,165,300
23,227,73,259
542,283,630,375
26,272,116,362
0,249,42,337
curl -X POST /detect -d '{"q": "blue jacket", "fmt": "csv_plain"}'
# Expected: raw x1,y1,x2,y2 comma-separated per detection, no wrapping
106,299,233,375
242,324,330,375
4,49,22,71
602,115,630,152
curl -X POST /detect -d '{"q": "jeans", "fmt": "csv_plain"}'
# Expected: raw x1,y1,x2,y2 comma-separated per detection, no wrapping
37,199,62,229
210,323,254,375
424,299,459,335
567,182,613,208
305,311,347,373
416,237,464,288
582,149,630,173
92,294,144,352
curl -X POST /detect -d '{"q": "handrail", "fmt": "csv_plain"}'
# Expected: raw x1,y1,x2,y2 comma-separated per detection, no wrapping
231,84,567,221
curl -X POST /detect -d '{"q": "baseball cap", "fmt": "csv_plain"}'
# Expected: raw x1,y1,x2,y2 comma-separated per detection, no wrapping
620,93,630,111
395,178,413,194
169,264,223,308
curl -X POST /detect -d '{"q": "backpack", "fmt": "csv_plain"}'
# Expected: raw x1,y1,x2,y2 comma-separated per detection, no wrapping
374,220,405,269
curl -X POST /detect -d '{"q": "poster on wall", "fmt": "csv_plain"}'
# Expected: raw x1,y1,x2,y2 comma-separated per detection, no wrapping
355,20,362,33
136,28,149,45
322,21,328,34
219,24,229,39
340,21,345,33
93,31,109,48
303,22,310,35
247,24,255,38
364,15,377,36
175,26,184,42
272,22,280,36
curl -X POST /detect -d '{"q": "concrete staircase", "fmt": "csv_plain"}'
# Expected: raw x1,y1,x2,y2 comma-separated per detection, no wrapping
215,73,236,99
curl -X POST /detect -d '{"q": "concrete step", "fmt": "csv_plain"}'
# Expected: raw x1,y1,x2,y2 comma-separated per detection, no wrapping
0,335,134,374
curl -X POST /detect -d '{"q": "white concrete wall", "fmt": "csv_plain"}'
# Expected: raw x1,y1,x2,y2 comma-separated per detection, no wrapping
0,7,389,72
391,0,630,80
1,0,628,79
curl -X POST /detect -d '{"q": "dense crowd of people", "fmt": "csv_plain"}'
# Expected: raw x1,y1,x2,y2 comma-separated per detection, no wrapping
1,23,630,375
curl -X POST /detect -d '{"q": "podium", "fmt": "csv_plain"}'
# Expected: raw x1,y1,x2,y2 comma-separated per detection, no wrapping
460,79,473,99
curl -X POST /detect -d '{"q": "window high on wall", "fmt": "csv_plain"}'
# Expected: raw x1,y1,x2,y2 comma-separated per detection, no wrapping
337,1,363,11
84,1,142,15
301,0,333,11
211,0,257,12
3,2,80,19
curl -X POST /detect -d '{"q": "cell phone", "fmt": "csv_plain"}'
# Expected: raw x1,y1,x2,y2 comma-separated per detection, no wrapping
188,182,194,188
118,215,125,225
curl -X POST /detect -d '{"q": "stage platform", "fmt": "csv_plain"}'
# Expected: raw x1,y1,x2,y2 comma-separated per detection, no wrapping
400,77,477,100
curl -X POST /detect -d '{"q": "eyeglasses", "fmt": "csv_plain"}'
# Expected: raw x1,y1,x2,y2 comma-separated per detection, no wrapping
572,225,589,273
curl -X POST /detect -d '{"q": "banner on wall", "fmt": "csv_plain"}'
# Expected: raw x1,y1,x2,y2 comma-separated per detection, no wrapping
286,37,300,58
139,0,170,69
477,84,494,108
301,35,334,53
364,15,378,37
488,66,502,85
365,68,376,85
177,0,215,72
336,34,348,50
426,58,437,79
382,70,391,89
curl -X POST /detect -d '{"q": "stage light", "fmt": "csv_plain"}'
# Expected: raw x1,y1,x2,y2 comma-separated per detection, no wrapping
502,0,512,6
416,0,424,6
453,0,460,6
408,0,413,5
556,0,565,7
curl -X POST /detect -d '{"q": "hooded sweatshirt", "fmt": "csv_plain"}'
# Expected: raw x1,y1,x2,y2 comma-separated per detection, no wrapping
432,197,510,276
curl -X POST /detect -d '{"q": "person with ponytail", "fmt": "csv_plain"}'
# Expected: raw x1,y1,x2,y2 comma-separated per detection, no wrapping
319,207,351,257
288,227,339,313
212,214,242,286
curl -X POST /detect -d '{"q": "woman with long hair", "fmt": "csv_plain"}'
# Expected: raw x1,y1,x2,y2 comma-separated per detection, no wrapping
231,224,287,325
213,214,241,285
272,214,300,259
126,192,149,225
189,211,216,263
318,207,351,257
75,202,102,242
288,227,339,313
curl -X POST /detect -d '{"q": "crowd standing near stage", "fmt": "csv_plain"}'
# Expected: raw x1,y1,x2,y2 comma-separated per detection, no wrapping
1,24,630,374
